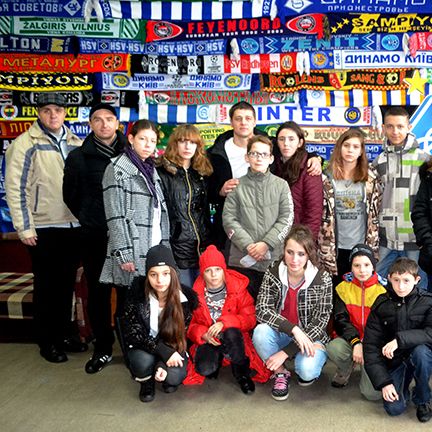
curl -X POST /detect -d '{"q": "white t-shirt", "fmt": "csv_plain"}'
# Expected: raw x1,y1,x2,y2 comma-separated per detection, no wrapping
225,138,249,179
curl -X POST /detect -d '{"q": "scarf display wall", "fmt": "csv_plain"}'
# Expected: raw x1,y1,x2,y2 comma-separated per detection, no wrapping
1,0,432,231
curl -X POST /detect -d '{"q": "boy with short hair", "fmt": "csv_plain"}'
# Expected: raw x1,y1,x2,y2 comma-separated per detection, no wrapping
327,244,386,400
222,135,293,300
373,106,429,289
364,257,432,422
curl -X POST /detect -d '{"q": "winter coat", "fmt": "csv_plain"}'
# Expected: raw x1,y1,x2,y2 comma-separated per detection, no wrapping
333,272,386,346
99,153,170,287
256,259,333,358
318,166,383,275
364,285,432,391
412,162,432,275
184,269,271,384
156,157,212,269
207,128,268,249
5,121,81,240
372,133,430,251
274,153,323,240
63,131,126,233
222,168,294,272
118,276,198,363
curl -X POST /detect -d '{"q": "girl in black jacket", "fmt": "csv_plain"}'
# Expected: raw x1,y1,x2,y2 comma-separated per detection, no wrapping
156,125,214,288
118,245,197,403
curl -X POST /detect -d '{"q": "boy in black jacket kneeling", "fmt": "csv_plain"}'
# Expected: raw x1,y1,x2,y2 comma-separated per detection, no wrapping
364,257,432,422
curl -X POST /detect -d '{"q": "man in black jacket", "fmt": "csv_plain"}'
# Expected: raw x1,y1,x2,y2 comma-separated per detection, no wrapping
63,103,127,373
364,257,432,423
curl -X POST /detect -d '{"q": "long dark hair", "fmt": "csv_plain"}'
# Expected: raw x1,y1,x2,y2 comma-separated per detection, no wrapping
275,121,307,186
284,224,319,268
144,266,186,353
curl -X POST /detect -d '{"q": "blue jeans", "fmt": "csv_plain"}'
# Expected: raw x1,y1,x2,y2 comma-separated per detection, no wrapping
384,344,432,416
377,246,428,291
252,323,328,382
178,268,199,289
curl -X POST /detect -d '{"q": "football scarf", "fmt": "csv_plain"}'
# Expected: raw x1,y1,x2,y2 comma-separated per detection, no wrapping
0,53,130,73
0,120,32,138
78,37,227,55
235,33,407,55
86,0,273,21
101,72,253,91
409,32,432,56
131,53,297,75
0,35,75,54
12,90,95,106
0,105,80,121
99,90,139,107
141,90,296,105
145,14,326,42
0,17,144,40
0,0,87,18
261,69,414,92
0,73,93,91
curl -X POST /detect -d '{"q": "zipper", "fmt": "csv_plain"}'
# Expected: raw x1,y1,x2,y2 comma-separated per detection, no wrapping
184,168,201,257
33,185,40,212
361,281,365,335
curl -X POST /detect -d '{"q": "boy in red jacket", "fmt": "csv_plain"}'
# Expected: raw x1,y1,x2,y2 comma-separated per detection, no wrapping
185,245,270,392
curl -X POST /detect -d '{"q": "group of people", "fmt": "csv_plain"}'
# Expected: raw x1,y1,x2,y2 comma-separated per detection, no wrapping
4,93,432,423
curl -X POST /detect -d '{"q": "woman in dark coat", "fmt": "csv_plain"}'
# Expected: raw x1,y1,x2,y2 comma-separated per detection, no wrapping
156,124,213,288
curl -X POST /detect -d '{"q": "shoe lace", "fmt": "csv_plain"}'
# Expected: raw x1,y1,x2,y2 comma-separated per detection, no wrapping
273,372,290,390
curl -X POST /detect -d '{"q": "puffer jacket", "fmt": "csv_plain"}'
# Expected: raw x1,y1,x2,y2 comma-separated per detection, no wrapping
364,285,432,390
318,166,383,275
372,133,430,251
256,259,333,358
222,168,293,272
118,276,198,363
156,157,212,269
412,162,432,275
5,121,82,240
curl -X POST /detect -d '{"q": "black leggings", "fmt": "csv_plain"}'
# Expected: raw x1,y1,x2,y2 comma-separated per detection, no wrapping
194,327,248,377
127,349,188,386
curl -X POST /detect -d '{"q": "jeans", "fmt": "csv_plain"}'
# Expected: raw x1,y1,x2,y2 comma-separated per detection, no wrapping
127,349,188,386
327,338,381,400
178,268,199,289
252,323,327,382
377,246,428,291
384,344,432,416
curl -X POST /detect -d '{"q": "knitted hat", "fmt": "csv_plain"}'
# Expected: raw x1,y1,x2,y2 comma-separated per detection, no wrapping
89,103,117,119
145,245,177,273
199,245,227,275
37,92,66,108
349,244,376,270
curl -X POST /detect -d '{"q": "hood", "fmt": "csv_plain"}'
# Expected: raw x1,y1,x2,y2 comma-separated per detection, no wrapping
342,271,387,288
156,156,180,176
383,132,418,154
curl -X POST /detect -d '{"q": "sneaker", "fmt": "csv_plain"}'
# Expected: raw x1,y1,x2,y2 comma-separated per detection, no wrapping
417,402,432,423
162,384,178,394
237,376,255,395
139,378,155,403
85,353,112,374
271,371,291,401
298,377,317,387
62,338,88,353
331,365,354,388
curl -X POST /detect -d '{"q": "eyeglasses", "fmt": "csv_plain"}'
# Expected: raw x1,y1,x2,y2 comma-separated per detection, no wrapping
178,138,198,145
247,151,271,159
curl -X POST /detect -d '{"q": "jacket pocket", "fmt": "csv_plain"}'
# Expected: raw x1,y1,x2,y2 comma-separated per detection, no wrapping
33,185,40,213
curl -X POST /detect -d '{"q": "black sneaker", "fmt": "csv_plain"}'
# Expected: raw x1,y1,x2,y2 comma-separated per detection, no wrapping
237,376,255,395
162,384,178,394
139,378,155,403
417,402,432,423
40,345,68,363
85,353,112,374
298,377,317,387
271,371,290,401
62,338,88,353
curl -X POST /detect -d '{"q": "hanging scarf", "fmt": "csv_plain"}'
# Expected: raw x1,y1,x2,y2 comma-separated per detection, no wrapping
124,144,158,207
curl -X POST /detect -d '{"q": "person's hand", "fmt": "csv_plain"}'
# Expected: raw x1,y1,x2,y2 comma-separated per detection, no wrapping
207,322,223,338
352,343,364,365
382,339,398,359
120,262,136,272
247,242,269,261
382,384,399,402
166,351,184,367
219,178,240,197
22,236,37,246
292,326,315,356
155,367,168,382
306,156,322,176
202,332,222,346
265,350,289,371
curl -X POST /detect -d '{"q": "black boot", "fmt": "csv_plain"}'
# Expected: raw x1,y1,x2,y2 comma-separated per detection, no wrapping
139,378,155,403
231,360,255,395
